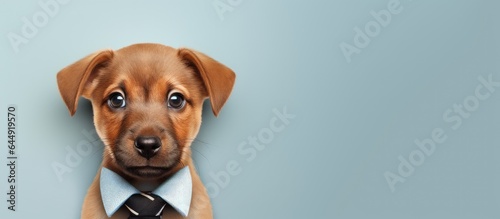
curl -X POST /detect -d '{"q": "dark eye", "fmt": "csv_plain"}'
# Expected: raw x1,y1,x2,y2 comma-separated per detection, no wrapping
108,92,126,109
168,92,185,109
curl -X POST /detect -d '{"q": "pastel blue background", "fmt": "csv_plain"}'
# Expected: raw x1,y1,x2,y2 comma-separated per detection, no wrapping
1,0,499,218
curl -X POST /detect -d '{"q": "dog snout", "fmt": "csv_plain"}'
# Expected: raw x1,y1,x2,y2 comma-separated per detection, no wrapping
134,136,161,159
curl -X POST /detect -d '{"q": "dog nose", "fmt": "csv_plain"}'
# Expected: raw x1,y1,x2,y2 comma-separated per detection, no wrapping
134,136,161,159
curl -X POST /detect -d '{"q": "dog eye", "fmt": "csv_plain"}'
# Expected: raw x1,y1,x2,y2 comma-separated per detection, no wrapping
108,92,126,109
168,92,185,109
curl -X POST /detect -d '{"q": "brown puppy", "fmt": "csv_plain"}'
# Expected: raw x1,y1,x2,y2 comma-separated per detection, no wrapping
56,43,235,219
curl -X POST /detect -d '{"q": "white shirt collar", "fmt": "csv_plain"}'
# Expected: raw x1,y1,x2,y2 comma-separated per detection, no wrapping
100,166,192,217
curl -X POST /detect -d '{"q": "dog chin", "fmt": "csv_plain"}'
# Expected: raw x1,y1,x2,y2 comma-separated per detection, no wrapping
125,166,175,178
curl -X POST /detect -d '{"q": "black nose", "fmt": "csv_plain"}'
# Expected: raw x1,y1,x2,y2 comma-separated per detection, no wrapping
134,136,161,159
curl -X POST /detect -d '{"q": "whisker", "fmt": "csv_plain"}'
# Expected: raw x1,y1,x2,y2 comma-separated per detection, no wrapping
190,147,211,165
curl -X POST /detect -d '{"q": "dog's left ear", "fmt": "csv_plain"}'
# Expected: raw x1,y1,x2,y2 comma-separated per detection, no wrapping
178,48,236,117
57,50,114,116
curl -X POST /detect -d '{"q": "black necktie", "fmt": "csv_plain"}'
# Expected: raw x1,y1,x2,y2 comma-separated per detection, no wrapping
124,192,167,219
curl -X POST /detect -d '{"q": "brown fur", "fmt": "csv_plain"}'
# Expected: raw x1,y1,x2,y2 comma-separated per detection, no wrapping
56,43,235,219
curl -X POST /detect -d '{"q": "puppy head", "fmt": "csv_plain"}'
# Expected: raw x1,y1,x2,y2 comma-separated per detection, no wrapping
57,43,235,179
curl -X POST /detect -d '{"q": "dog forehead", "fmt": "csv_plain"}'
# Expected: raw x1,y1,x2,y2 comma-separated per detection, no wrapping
115,44,179,67
116,43,177,55
96,44,202,97
110,44,189,79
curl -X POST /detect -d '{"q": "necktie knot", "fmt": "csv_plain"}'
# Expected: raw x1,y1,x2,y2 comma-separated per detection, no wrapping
125,192,167,219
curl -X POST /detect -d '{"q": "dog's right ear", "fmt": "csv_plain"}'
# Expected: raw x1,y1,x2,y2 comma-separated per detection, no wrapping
56,50,114,116
178,48,236,117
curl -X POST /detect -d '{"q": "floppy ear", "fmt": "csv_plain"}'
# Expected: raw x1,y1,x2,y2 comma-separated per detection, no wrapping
178,48,236,117
56,50,114,116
